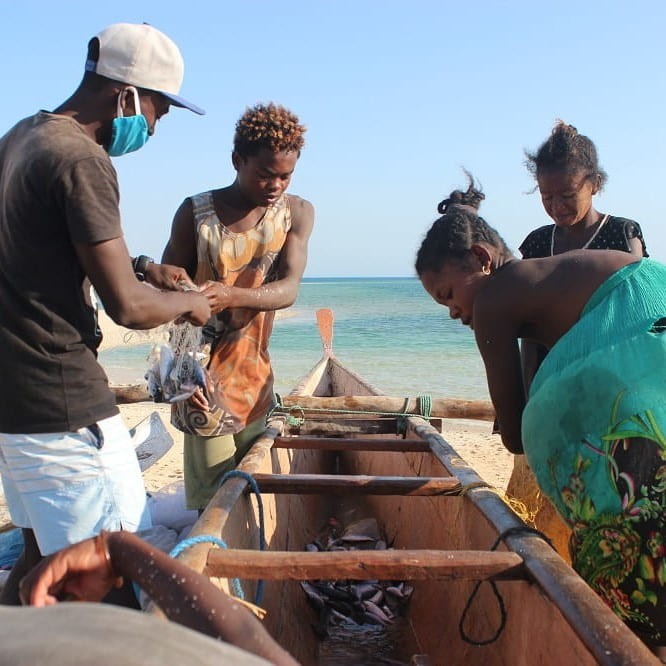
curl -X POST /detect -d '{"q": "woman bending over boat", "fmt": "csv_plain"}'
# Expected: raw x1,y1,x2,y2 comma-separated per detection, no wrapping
415,185,665,652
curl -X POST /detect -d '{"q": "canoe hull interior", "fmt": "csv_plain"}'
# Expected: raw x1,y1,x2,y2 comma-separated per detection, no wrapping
213,440,603,665
180,355,656,665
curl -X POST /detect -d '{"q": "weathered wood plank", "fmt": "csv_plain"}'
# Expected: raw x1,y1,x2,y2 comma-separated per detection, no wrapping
110,383,150,404
0,521,16,535
285,417,442,436
281,395,495,422
252,473,461,495
206,548,525,581
273,436,431,452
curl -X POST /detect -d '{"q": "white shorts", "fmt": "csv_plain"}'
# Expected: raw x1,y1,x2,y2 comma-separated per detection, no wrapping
0,414,151,555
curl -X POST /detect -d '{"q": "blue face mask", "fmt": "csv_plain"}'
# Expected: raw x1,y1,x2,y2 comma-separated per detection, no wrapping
107,86,150,157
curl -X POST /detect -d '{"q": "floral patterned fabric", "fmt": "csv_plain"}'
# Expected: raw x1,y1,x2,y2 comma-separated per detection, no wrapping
522,260,666,644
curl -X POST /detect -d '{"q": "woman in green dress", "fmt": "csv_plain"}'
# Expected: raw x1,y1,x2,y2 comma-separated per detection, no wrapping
415,184,665,653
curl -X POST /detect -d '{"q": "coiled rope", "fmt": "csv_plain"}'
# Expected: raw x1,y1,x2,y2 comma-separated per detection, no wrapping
169,534,245,600
169,470,266,605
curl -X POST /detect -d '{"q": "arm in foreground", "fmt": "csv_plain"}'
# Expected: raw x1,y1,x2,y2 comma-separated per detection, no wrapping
202,197,315,314
20,531,298,666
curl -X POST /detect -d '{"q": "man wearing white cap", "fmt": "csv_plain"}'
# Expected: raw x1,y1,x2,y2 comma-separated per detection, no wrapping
0,23,210,605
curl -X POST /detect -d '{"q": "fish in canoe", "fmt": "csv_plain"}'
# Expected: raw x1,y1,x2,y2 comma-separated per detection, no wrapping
155,309,658,665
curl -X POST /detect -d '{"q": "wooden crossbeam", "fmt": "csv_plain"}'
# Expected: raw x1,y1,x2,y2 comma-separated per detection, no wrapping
252,473,460,495
205,549,524,581
280,395,495,422
273,436,431,452
286,417,410,436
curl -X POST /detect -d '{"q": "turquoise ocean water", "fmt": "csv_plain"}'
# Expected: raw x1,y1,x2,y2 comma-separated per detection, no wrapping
99,277,489,401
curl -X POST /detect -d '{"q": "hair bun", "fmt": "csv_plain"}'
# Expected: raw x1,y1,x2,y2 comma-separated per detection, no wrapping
437,171,485,215
553,119,578,139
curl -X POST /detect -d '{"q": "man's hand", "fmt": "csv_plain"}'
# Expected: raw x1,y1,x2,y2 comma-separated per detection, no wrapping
188,386,210,411
19,533,123,607
145,262,197,291
181,292,212,326
201,281,232,314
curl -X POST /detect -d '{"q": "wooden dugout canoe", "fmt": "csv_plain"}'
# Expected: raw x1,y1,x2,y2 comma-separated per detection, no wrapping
169,310,657,665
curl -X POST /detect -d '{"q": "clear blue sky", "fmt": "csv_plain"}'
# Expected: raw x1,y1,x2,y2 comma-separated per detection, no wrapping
2,1,665,276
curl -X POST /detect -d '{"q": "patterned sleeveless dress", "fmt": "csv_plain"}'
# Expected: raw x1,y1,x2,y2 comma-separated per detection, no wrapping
172,191,291,436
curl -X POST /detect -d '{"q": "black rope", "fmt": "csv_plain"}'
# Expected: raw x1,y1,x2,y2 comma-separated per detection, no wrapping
459,526,555,646
459,578,507,646
491,525,555,551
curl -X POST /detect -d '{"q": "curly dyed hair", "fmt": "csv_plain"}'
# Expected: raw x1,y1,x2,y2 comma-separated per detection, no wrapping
233,103,306,158
525,120,607,190
415,176,511,276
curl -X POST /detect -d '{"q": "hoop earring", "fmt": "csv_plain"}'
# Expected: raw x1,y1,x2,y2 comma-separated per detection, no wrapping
482,265,491,275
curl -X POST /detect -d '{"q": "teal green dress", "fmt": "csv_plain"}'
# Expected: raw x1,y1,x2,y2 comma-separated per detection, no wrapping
522,259,666,645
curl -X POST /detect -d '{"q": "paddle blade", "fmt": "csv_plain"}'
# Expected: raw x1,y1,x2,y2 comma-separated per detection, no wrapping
316,308,334,357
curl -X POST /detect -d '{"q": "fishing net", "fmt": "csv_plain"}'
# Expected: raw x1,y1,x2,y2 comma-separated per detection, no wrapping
145,320,210,404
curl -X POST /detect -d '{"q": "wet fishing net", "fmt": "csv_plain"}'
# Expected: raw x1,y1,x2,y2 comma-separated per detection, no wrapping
145,320,209,403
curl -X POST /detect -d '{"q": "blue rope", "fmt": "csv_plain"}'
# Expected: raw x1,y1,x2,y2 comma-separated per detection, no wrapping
168,470,267,605
218,470,266,605
169,534,245,600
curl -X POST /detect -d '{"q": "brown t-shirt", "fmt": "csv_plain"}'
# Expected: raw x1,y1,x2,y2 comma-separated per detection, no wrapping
0,112,121,433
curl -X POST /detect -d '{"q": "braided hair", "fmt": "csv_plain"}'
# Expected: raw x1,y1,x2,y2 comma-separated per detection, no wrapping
415,174,511,276
525,120,607,189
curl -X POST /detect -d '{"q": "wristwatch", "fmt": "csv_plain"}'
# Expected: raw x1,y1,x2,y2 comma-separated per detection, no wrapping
132,255,154,282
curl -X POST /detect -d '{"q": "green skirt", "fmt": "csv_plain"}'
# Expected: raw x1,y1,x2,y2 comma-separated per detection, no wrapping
522,259,666,644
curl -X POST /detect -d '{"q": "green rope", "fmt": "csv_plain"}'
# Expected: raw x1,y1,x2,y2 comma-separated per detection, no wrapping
418,395,432,419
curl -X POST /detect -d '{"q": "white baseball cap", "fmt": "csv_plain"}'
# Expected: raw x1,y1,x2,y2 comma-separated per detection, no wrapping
85,22,205,115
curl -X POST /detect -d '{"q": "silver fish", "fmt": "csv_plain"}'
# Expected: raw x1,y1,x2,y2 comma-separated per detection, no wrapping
352,582,380,600
341,518,381,542
362,600,394,625
300,581,326,610
146,345,207,403
369,589,384,605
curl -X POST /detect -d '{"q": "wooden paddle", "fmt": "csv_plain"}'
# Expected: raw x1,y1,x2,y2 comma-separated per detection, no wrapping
110,384,151,403
316,308,334,357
